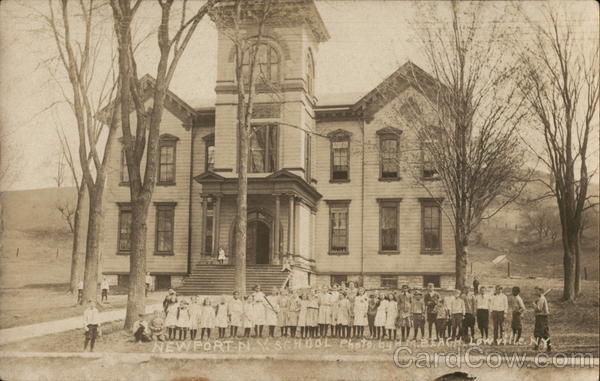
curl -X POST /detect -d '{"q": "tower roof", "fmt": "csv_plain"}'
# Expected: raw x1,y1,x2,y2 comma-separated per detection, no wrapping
210,0,330,42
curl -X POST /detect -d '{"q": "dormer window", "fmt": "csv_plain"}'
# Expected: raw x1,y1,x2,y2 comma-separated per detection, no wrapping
242,43,280,85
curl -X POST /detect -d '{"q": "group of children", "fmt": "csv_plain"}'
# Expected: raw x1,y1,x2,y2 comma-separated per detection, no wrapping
125,281,552,352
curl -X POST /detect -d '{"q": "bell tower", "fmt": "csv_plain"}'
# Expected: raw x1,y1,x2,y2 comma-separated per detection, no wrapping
209,0,329,180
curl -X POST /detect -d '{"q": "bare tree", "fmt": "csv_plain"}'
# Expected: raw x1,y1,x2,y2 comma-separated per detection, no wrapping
53,150,66,188
56,126,88,294
210,0,274,294
46,0,119,302
109,0,219,328
517,5,599,300
398,0,526,289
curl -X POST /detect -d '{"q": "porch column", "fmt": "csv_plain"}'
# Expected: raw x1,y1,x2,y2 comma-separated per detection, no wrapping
273,194,281,264
287,194,295,255
213,193,222,257
201,195,208,256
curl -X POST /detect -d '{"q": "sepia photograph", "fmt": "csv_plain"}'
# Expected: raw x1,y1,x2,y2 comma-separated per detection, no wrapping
0,0,598,380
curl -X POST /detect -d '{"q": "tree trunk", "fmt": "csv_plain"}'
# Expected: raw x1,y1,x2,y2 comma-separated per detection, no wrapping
235,117,248,294
82,187,104,303
561,231,577,302
124,198,150,329
69,181,87,294
574,232,582,295
454,231,468,290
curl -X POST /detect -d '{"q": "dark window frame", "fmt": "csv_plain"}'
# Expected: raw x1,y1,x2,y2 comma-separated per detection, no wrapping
154,202,176,256
157,135,179,186
120,148,130,186
241,42,281,85
330,274,348,287
329,130,351,183
377,128,402,181
420,198,443,254
421,142,440,180
203,198,214,255
380,275,398,289
327,200,351,255
423,275,441,288
377,198,402,254
203,134,215,172
248,124,278,173
117,203,132,255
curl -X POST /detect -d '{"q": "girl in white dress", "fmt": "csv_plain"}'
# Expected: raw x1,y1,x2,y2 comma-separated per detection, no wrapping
189,296,202,340
353,288,369,338
165,299,179,340
176,300,191,340
298,293,309,338
385,293,398,341
253,291,266,337
200,298,216,340
374,295,388,340
242,295,255,337
215,296,229,338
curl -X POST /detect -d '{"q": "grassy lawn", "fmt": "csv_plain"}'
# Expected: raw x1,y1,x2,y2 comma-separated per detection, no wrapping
0,230,164,329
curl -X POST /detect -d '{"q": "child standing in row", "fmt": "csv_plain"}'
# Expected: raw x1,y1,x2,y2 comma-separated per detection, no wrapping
242,295,254,337
176,300,191,340
215,296,228,338
200,297,215,340
374,294,387,339
385,294,398,341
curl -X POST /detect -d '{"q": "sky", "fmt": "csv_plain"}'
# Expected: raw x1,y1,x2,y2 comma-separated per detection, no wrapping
0,0,598,191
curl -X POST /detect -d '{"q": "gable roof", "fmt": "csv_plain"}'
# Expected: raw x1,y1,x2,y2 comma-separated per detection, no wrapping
351,61,442,122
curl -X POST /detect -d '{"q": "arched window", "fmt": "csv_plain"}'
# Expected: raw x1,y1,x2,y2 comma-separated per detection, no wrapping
242,43,280,84
307,50,315,95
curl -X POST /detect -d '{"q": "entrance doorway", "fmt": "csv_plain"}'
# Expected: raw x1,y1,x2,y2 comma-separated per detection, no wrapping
247,220,270,264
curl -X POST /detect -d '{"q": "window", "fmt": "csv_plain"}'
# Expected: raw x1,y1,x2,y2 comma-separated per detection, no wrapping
249,124,278,173
330,275,348,287
204,199,214,255
329,131,350,182
242,43,280,84
421,200,442,253
117,204,132,254
120,149,129,185
378,199,401,252
422,144,439,179
423,275,441,288
155,203,175,255
307,50,315,96
381,275,398,289
158,135,178,185
155,275,172,291
204,135,215,171
117,274,130,287
305,132,311,182
380,136,399,179
328,201,350,254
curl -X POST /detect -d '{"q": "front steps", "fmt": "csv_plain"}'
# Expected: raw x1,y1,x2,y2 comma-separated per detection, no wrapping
177,264,289,295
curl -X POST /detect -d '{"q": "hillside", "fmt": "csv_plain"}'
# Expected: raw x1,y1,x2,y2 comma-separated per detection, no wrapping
0,187,84,233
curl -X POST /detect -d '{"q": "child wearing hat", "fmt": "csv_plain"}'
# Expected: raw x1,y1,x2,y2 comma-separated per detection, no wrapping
490,285,509,344
397,285,412,341
411,290,426,341
164,294,179,340
533,287,551,352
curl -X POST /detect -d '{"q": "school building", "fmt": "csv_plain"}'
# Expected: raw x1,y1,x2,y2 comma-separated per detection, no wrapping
102,0,456,294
